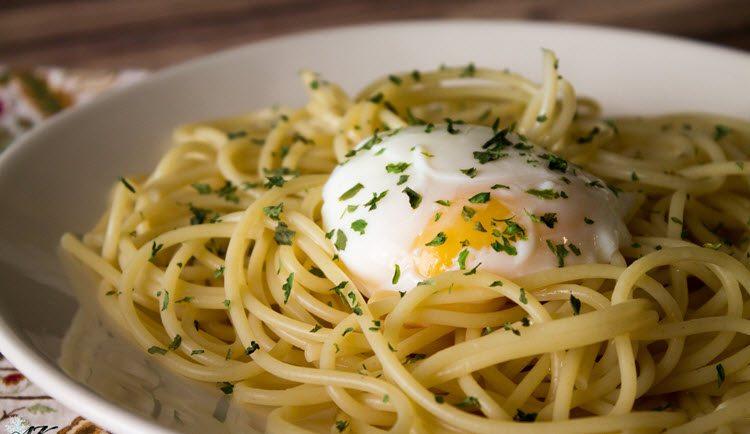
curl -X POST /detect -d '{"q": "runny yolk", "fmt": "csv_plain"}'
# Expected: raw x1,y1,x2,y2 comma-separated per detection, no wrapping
413,198,513,277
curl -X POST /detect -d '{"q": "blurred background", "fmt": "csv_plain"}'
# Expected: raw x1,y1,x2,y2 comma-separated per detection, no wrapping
2,0,749,69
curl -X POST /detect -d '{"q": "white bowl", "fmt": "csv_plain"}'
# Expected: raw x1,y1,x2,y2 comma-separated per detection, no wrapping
0,20,748,434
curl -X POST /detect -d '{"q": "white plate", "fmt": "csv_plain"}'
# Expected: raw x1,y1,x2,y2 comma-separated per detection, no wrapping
0,20,748,434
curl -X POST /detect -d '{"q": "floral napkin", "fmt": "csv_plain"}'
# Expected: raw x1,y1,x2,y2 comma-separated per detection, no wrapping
0,66,146,434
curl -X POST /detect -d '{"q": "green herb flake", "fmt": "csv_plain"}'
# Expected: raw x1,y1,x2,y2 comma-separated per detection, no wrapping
364,190,388,210
219,382,234,395
391,264,401,285
274,222,296,245
519,288,528,304
386,162,410,173
388,74,402,85
717,363,726,388
584,217,594,225
161,290,170,311
425,232,447,246
570,294,581,315
339,183,364,201
461,167,478,178
262,203,284,220
335,229,348,250
403,187,422,209
468,192,490,204
282,273,294,303
714,124,731,141
351,219,367,235
148,346,167,355
168,334,182,350
118,176,136,193
492,184,510,190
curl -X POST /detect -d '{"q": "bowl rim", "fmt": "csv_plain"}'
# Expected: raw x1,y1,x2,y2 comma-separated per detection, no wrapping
0,18,748,434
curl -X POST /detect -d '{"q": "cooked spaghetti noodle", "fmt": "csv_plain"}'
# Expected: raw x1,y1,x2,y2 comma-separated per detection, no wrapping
61,50,750,433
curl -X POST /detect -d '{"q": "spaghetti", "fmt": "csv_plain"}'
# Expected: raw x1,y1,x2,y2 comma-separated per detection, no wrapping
62,50,750,433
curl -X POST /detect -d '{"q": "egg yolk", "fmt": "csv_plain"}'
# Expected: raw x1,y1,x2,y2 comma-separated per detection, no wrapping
413,199,515,277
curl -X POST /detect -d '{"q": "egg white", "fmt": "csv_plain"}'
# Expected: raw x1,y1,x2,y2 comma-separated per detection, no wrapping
321,124,630,294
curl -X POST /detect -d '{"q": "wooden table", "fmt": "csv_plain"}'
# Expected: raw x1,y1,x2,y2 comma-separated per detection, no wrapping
1,0,749,69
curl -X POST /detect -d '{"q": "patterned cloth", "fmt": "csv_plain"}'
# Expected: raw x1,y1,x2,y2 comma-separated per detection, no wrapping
0,67,146,434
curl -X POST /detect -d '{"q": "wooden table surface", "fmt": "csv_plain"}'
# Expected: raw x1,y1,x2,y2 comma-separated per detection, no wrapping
2,0,749,69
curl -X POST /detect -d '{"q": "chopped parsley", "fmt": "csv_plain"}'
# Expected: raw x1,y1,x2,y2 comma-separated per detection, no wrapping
335,229,348,250
118,176,136,193
397,174,409,185
717,363,726,387
425,232,447,246
214,265,225,279
262,203,283,221
160,290,170,311
388,74,402,85
541,153,567,172
457,249,469,270
369,92,384,103
227,130,247,139
445,118,463,134
219,382,234,395
351,219,367,235
168,334,182,350
216,181,239,203
386,162,410,173
335,420,349,432
714,124,731,141
519,288,528,304
150,241,164,262
468,192,490,204
526,188,565,200
546,240,569,267
148,346,167,355
245,341,261,355
403,187,422,209
411,70,421,81
503,322,521,336
392,264,401,284
455,396,480,409
570,294,581,315
364,190,388,210
282,273,294,303
459,62,476,77
464,263,481,275
461,167,478,178
492,184,510,190
527,211,558,228
310,324,322,332
436,199,452,206
339,183,364,201
192,183,212,194
274,222,295,245
536,114,548,123
584,217,595,225
462,206,476,221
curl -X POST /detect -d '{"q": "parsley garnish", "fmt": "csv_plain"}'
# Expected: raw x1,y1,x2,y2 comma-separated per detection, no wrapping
310,324,322,332
546,240,569,267
150,241,163,262
717,363,726,387
425,232,447,246
570,294,581,315
714,124,731,141
216,181,239,203
282,273,294,303
456,396,480,409
262,203,284,220
457,249,469,270
403,187,422,209
541,154,567,172
464,263,480,275
445,118,463,134
364,190,388,210
335,229,347,250
468,192,490,203
392,264,401,284
245,341,261,355
397,174,409,185
227,130,247,139
351,219,367,235
219,382,234,395
536,114,548,122
526,188,563,200
369,92,384,103
460,62,476,77
386,162,410,173
436,199,451,206
274,222,295,245
148,346,167,355
118,176,136,193
339,183,364,201
168,334,182,350
214,265,225,279
519,288,528,304
584,217,594,224
492,184,510,190
461,167,477,178
192,183,212,194
388,74,402,85
335,420,349,432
